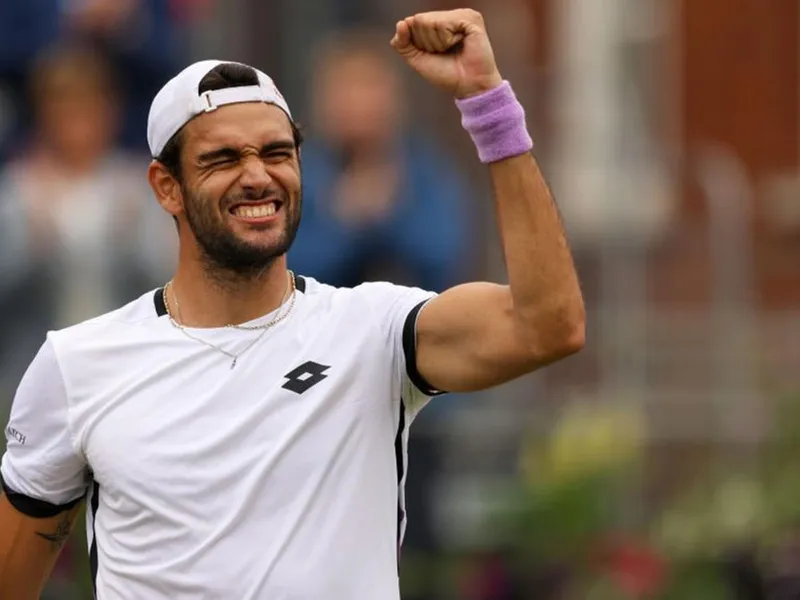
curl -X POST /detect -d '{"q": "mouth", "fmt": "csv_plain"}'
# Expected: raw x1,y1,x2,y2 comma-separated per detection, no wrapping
228,200,283,222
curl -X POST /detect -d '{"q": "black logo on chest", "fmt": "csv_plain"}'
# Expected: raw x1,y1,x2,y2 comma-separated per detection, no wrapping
282,361,331,394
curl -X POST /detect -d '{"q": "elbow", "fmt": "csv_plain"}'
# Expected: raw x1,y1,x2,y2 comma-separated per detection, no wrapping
559,316,586,357
543,315,586,362
520,301,586,365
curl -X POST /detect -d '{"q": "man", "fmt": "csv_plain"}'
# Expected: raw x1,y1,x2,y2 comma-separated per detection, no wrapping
0,9,584,600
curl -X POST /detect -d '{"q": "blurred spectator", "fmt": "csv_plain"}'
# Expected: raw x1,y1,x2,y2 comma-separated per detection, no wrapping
0,44,175,391
289,28,474,292
0,0,185,158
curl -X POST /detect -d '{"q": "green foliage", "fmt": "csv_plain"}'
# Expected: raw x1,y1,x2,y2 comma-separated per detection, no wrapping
656,562,733,600
499,474,621,563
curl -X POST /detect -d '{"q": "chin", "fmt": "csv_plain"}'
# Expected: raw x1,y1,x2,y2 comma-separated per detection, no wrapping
239,229,294,254
235,229,287,251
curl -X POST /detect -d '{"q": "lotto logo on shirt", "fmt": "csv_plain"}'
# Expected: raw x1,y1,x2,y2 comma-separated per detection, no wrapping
6,426,26,446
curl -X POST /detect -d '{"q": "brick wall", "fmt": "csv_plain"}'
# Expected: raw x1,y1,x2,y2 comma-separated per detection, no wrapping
677,0,799,308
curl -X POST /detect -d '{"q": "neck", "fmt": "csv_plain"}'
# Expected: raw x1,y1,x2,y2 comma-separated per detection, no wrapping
168,257,291,328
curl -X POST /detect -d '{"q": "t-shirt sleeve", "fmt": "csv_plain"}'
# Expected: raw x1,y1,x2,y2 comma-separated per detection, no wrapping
1,336,89,517
358,282,446,419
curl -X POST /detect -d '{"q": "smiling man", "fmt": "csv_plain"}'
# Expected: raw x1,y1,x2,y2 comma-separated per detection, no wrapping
0,9,585,600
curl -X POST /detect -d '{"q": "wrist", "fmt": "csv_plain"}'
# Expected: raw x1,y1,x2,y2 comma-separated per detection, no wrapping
455,80,533,164
455,73,504,100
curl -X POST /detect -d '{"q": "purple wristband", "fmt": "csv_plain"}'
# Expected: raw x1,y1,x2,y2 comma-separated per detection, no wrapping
455,81,533,164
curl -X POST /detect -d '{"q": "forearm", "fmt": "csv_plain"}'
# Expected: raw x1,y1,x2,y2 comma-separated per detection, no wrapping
456,78,584,350
0,494,79,600
489,152,584,344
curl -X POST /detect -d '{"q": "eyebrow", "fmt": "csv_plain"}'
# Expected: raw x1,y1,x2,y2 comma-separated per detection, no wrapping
197,140,297,165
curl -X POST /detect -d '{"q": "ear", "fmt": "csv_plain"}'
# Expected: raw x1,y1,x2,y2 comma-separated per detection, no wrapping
148,161,183,218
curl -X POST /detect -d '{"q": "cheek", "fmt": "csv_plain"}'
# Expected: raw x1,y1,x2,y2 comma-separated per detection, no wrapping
193,175,236,207
273,164,302,196
182,186,218,221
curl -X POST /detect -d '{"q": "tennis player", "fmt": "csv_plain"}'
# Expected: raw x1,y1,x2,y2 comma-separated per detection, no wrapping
0,9,584,600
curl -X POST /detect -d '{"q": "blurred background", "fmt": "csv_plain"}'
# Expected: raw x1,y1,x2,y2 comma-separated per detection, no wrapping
0,0,799,598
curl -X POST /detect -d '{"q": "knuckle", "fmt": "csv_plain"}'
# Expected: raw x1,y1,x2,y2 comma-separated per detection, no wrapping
465,8,483,23
422,11,444,25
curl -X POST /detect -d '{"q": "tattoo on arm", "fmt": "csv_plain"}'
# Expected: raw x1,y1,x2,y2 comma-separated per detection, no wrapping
36,513,72,553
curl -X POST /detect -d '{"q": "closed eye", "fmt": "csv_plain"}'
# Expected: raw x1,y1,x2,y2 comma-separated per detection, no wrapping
197,140,296,168
262,150,293,163
211,158,239,168
260,141,297,162
197,148,240,168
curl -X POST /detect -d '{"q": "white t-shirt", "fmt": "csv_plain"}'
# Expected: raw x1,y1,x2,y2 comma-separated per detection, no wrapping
1,277,442,600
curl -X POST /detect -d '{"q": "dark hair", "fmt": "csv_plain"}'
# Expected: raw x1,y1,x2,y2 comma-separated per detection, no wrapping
156,63,303,182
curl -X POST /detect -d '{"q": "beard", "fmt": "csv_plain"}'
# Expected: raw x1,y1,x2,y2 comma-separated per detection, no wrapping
182,183,302,280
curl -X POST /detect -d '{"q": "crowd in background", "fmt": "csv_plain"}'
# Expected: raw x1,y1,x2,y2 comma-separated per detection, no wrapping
1,1,799,599
0,0,477,385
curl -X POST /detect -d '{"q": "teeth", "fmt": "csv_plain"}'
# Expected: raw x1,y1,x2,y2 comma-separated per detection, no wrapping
234,203,277,218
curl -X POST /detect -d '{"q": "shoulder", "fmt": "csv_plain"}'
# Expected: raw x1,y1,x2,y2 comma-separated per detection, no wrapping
295,277,366,319
301,276,433,306
48,289,161,353
299,276,435,331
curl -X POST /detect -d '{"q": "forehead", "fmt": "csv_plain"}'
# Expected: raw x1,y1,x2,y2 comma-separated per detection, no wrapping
183,102,294,153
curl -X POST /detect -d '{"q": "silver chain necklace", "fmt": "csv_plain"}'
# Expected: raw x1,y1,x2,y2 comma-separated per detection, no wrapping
163,271,296,369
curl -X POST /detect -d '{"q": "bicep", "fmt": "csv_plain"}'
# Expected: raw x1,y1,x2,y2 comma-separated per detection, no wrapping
0,492,82,600
415,282,539,392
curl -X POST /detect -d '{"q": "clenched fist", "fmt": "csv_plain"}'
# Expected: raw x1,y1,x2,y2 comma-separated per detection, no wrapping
390,9,503,99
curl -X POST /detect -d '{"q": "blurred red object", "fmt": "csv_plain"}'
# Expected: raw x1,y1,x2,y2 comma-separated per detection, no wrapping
460,554,512,600
595,537,667,598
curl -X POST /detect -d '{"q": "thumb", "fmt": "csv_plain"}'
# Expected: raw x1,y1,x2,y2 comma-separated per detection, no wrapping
390,20,414,54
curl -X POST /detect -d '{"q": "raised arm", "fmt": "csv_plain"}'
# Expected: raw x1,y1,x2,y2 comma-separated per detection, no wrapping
392,10,585,393
0,492,83,600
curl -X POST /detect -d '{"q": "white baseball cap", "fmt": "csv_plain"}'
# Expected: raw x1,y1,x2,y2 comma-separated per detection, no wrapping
147,60,293,158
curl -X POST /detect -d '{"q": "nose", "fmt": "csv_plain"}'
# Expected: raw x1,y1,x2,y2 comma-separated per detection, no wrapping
238,155,272,195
